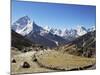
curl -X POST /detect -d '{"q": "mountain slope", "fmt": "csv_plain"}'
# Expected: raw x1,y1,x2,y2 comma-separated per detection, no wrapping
25,31,57,48
12,16,95,48
11,30,33,50
25,22,68,48
57,30,96,57
12,16,68,48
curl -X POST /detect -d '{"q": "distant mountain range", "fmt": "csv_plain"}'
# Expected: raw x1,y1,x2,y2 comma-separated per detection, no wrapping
12,16,96,48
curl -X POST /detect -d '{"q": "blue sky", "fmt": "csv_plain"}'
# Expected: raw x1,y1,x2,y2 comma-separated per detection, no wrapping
12,0,96,30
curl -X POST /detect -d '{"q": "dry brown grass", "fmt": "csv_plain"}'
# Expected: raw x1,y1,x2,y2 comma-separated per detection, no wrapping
36,50,96,70
11,49,95,74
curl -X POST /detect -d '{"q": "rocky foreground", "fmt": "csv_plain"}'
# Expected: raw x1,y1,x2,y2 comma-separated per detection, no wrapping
11,49,96,74
11,50,55,74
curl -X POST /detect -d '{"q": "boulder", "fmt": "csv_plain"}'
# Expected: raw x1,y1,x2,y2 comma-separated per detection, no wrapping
12,58,16,63
33,58,37,62
21,62,30,68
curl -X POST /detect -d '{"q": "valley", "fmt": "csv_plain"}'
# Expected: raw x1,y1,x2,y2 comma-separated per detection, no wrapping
11,16,96,74
11,47,96,74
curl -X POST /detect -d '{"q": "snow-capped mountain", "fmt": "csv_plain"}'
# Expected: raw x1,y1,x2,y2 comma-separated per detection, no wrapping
62,28,78,41
12,16,67,48
88,26,96,32
25,22,67,48
49,26,88,40
44,26,62,36
76,26,87,36
44,26,51,32
12,16,33,36
49,28,62,36
63,29,78,37
62,25,96,41
44,25,92,38
62,26,89,41
12,16,95,48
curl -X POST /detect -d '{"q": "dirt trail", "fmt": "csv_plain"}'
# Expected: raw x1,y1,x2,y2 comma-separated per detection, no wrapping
11,51,55,74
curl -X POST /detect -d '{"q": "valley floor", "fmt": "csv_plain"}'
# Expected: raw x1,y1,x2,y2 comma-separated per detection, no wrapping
11,49,96,74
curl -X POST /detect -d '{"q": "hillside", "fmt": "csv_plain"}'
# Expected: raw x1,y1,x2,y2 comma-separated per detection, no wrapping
56,31,96,57
11,30,33,50
12,16,68,48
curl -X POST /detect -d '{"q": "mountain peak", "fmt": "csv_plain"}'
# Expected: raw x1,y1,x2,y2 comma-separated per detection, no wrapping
12,16,33,36
16,16,31,24
76,25,86,30
20,16,31,20
44,26,51,31
76,25,87,36
88,25,96,32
